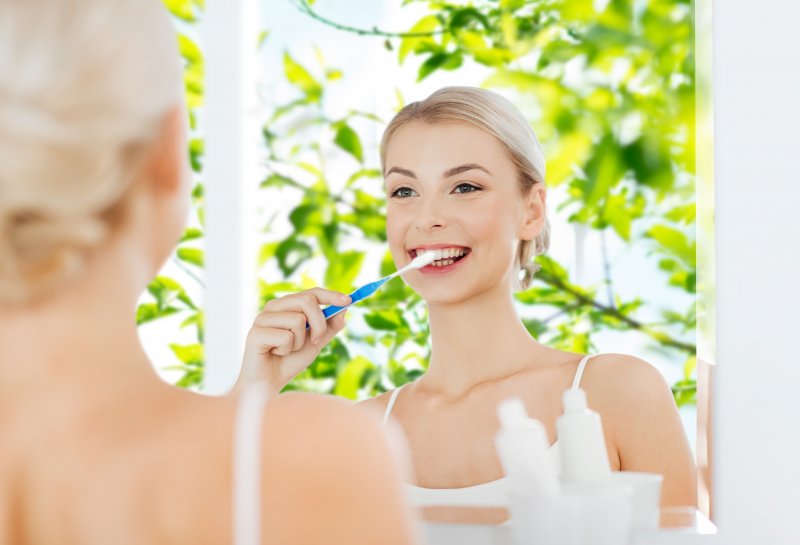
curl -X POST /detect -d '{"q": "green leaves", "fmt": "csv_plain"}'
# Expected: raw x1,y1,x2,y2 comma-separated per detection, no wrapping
324,251,365,293
177,247,204,267
283,52,323,102
137,304,180,326
170,343,204,389
334,356,375,399
163,0,201,22
364,309,410,332
333,123,364,162
249,0,697,406
418,51,463,81
456,31,513,67
275,237,313,277
170,343,203,366
647,225,696,269
623,136,674,191
178,34,202,64
399,15,441,62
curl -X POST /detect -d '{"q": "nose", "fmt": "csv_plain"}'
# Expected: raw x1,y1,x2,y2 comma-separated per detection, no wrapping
413,193,447,233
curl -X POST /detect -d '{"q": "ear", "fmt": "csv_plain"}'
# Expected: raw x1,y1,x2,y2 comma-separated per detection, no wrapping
143,104,188,196
518,184,547,241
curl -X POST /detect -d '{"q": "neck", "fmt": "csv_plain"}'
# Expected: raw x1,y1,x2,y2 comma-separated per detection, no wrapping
0,237,161,408
421,282,545,398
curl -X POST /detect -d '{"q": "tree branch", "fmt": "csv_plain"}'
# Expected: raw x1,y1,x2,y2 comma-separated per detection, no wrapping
171,256,205,287
287,0,447,38
537,271,697,355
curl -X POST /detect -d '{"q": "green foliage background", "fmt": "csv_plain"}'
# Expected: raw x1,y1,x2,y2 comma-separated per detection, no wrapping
144,0,697,406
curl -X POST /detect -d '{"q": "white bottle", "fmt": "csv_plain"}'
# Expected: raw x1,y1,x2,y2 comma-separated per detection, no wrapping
496,398,566,545
557,388,612,484
495,397,560,497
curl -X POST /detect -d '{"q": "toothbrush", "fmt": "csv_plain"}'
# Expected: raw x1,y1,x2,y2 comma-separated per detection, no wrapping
307,250,440,328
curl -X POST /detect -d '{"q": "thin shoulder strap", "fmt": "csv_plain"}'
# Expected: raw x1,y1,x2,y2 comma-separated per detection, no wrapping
382,385,404,426
571,354,596,390
233,383,271,545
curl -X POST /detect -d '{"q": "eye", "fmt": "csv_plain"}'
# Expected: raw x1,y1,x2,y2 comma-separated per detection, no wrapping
390,186,418,198
453,182,481,194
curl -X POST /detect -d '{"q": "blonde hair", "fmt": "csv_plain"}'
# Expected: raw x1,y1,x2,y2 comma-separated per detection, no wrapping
0,0,183,304
380,86,549,291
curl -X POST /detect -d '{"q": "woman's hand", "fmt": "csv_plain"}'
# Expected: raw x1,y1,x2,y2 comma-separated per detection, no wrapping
237,288,351,395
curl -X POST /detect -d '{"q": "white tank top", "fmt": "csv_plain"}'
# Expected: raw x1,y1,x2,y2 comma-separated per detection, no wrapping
232,383,271,545
381,354,597,507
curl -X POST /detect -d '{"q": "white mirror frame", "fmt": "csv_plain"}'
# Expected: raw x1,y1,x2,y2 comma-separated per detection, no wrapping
201,1,800,542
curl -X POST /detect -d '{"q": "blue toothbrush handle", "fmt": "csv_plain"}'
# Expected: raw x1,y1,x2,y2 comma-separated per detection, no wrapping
306,278,389,329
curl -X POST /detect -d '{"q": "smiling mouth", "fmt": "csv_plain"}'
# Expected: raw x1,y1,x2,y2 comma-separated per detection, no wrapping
409,247,472,267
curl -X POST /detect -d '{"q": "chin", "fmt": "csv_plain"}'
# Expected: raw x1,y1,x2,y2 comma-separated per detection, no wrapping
410,279,480,307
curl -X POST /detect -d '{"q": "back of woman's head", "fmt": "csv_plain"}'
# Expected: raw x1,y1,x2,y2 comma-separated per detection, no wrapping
380,86,550,291
0,0,182,304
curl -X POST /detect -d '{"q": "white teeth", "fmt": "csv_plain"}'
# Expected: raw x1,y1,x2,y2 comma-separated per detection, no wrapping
411,247,468,264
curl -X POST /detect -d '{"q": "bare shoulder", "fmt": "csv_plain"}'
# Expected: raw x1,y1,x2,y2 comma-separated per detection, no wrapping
159,391,414,545
577,354,697,507
580,353,673,407
144,390,414,544
576,353,680,447
261,392,415,545
265,392,388,454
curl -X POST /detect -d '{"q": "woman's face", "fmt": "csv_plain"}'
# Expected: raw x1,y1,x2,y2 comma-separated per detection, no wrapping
383,121,544,305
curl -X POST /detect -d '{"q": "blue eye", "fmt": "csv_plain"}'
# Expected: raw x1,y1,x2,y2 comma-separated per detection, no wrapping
390,186,417,198
454,182,481,194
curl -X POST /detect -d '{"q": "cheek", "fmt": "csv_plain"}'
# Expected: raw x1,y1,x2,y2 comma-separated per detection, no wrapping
466,199,517,246
386,205,411,254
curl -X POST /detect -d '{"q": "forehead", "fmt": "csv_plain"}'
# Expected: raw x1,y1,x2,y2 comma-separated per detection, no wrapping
385,121,512,173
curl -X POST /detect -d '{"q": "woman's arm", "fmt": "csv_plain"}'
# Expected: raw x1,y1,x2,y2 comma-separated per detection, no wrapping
584,354,698,508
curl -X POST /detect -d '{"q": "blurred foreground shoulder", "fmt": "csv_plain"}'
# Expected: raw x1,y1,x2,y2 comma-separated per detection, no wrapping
262,392,418,545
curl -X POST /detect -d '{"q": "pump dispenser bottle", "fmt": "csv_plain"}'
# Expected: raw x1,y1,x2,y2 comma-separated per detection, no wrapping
557,388,612,484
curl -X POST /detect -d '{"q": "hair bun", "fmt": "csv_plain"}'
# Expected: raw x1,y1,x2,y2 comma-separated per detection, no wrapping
0,208,108,303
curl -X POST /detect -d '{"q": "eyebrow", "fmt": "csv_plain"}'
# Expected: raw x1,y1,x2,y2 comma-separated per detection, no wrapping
384,163,491,179
443,163,491,178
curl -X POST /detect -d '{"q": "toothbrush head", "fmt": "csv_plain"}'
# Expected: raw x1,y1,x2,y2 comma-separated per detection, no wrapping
409,250,440,269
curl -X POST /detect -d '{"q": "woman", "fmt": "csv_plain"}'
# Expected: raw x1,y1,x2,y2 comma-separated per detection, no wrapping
0,1,416,544
242,87,697,524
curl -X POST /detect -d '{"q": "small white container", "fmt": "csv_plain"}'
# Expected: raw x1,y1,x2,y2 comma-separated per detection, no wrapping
495,397,564,545
611,471,663,530
495,397,561,497
563,482,634,545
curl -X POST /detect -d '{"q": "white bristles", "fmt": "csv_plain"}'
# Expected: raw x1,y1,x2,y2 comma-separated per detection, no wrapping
387,250,441,280
411,250,440,268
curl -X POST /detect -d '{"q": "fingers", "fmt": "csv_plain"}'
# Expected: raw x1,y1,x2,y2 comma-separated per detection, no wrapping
245,326,294,358
261,288,351,344
252,311,307,352
317,310,348,347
